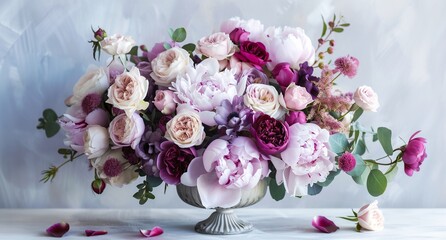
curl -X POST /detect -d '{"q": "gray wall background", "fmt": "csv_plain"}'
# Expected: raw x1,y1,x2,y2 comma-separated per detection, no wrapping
0,0,444,208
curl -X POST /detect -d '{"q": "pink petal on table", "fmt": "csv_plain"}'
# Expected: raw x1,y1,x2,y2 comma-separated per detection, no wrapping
140,226,164,237
46,222,70,237
312,216,339,233
85,230,108,236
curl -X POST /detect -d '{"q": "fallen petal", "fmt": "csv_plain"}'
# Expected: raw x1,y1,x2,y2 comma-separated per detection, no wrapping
140,226,164,237
85,230,108,236
312,216,339,233
46,222,70,237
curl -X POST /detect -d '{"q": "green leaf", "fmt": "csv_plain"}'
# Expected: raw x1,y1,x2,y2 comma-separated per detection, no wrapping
329,133,348,155
182,43,196,53
308,184,323,196
147,176,163,188
385,164,398,182
139,197,148,205
346,154,366,177
133,190,143,199
163,42,171,50
171,27,186,42
168,28,174,38
43,109,58,122
372,133,378,142
351,107,363,123
333,28,344,33
317,169,341,187
356,223,362,232
338,216,358,222
137,183,145,189
352,166,370,185
57,148,72,155
45,122,60,138
377,127,393,156
352,209,358,217
321,16,327,38
340,23,351,27
269,178,286,201
367,169,387,197
128,46,138,56
353,139,366,155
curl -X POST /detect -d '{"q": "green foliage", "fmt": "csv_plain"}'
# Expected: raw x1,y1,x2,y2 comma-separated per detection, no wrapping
377,127,393,156
351,107,364,123
352,167,370,185
268,177,286,201
346,154,366,177
308,184,323,196
133,176,162,205
128,46,138,56
367,169,387,197
333,28,344,33
171,27,187,42
37,108,60,138
182,43,196,53
329,133,349,155
353,139,366,155
317,169,341,187
385,164,399,182
321,16,327,38
163,42,171,50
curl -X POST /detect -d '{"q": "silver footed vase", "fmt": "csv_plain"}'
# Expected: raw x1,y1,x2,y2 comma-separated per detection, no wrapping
176,179,267,235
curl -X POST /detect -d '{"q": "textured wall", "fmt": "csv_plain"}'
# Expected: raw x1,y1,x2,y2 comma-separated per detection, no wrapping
0,0,443,208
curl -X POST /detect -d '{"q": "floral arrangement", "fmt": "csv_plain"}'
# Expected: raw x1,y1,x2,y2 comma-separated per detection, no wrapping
38,15,427,210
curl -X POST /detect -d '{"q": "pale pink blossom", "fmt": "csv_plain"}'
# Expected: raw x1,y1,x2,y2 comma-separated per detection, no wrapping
281,83,313,111
84,125,109,159
153,90,177,115
197,32,236,60
353,86,380,112
109,112,145,149
358,200,385,231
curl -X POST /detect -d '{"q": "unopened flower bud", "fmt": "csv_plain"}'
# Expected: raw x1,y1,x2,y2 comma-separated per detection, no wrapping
328,21,335,28
318,62,325,69
329,40,335,47
94,28,107,41
318,52,324,59
318,38,324,45
327,47,334,54
91,179,106,194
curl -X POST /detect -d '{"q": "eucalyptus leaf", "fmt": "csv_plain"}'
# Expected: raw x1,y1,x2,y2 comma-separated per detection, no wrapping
182,43,196,53
353,139,366,155
351,107,363,123
352,167,370,185
163,42,171,50
147,176,163,188
45,122,60,138
172,27,187,42
308,184,323,196
367,169,387,197
317,169,341,187
346,154,366,177
377,127,393,156
269,178,286,201
329,133,348,155
385,164,398,182
43,109,58,122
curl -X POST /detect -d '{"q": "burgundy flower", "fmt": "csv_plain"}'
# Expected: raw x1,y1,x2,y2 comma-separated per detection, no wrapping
157,141,197,185
251,114,289,155
229,27,250,45
402,131,427,176
234,41,270,69
272,62,296,88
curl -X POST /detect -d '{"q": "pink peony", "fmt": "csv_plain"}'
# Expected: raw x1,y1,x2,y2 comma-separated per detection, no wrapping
402,131,427,176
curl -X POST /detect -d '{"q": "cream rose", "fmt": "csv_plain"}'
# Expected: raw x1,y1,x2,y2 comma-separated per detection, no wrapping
109,112,145,149
153,90,177,115
84,125,110,159
150,47,191,87
106,66,149,117
244,83,285,119
197,32,235,60
92,149,139,187
165,109,205,148
353,85,380,112
100,34,136,55
358,200,385,231
65,67,109,106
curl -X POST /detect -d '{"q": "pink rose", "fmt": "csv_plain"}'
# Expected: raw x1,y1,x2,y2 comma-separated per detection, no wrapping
271,62,295,88
229,28,250,45
353,86,379,112
109,112,145,149
357,201,384,231
153,90,177,115
84,125,110,159
281,83,313,111
197,32,235,60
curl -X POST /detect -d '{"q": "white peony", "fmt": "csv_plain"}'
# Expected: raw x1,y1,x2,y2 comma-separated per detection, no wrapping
220,17,265,41
150,47,191,87
65,66,109,106
84,125,109,159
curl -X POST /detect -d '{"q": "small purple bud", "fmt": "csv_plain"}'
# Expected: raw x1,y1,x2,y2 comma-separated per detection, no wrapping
94,28,107,41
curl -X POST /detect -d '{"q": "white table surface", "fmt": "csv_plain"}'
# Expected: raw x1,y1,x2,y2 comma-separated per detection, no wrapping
0,208,445,239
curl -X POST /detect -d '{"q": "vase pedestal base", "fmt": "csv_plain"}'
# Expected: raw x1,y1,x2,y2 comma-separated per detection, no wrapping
195,208,253,235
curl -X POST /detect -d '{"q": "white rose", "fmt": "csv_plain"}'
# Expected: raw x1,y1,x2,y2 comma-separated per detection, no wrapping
259,26,315,69
92,149,139,187
150,47,191,87
106,66,149,117
244,83,285,119
197,32,235,60
358,200,385,231
353,86,380,112
165,109,205,148
65,67,109,106
100,34,136,55
220,17,265,41
84,125,110,159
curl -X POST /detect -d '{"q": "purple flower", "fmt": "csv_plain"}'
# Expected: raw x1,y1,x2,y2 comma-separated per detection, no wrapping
296,62,320,99
243,68,269,85
402,131,427,176
135,128,163,177
157,141,197,185
146,42,166,61
335,55,359,78
285,111,306,125
312,216,339,233
234,41,270,69
214,96,253,136
271,62,296,88
251,114,290,155
229,27,250,45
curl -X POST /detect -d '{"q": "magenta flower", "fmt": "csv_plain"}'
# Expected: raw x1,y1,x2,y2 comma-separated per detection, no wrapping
251,114,290,155
334,55,359,78
338,152,356,172
402,131,427,176
271,62,296,88
234,41,270,69
157,141,197,185
312,216,339,233
140,226,164,237
285,111,306,125
229,27,250,45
